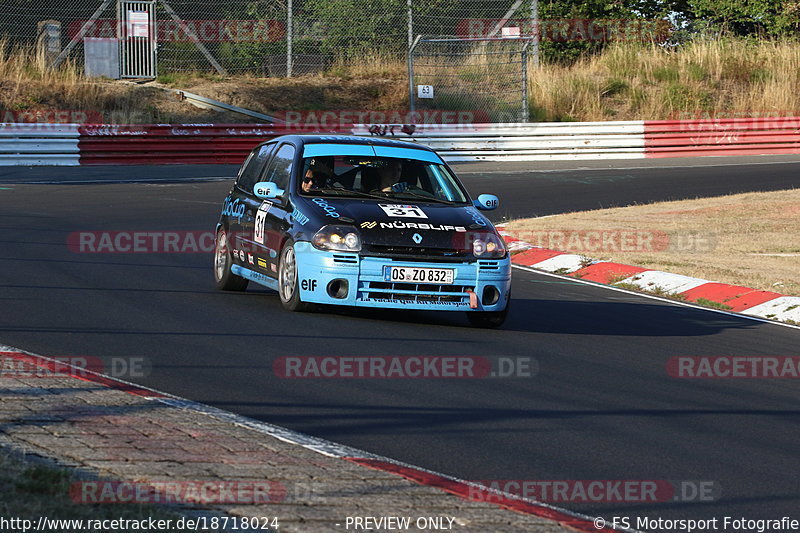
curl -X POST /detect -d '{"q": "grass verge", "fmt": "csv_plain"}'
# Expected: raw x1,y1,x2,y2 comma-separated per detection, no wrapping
505,189,800,297
0,447,187,532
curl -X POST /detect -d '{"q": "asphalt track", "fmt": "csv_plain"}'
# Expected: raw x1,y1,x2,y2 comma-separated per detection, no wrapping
1,158,800,527
4,153,800,218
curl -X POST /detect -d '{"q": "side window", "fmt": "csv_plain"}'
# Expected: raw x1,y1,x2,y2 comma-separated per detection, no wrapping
260,144,296,190
237,143,275,193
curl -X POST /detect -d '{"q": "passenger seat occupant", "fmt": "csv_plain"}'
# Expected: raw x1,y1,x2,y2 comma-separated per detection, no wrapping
376,159,410,192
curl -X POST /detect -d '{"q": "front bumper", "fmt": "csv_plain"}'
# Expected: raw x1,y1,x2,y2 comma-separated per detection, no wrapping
293,241,511,311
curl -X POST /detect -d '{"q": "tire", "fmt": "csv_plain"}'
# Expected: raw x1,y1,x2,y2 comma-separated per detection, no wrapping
466,297,510,328
214,228,248,291
278,239,314,312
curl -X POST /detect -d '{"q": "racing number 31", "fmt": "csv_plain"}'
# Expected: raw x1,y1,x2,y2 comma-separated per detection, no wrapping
254,202,272,244
379,204,428,219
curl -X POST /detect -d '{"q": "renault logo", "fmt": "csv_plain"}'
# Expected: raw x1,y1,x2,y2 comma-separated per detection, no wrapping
412,233,423,244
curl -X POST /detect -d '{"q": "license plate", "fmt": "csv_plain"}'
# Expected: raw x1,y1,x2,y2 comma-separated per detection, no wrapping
383,266,455,284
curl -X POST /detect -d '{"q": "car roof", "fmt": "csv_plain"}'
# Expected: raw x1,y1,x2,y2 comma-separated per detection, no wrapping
259,134,436,153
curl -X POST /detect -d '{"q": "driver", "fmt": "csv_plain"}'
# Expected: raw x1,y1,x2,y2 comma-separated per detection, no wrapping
301,169,327,193
309,157,333,181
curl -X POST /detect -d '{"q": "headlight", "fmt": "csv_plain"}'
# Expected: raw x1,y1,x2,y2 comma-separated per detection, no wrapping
312,225,362,252
471,232,506,258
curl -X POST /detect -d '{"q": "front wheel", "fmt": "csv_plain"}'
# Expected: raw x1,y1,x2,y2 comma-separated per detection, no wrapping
466,298,510,328
278,240,314,312
214,228,248,291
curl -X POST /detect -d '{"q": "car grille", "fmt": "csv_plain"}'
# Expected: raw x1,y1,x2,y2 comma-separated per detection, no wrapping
332,253,358,265
360,281,474,303
363,245,469,262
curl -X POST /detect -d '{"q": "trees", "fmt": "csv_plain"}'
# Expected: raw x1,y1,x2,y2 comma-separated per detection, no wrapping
687,0,800,37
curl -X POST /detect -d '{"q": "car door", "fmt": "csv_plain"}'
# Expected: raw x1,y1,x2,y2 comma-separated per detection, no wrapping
247,142,297,278
229,142,276,270
228,143,297,278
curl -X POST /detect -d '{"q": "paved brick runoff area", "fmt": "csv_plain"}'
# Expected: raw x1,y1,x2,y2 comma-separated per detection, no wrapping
0,350,590,533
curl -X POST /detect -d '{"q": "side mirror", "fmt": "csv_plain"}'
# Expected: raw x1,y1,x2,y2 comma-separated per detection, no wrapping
254,182,284,199
474,194,499,211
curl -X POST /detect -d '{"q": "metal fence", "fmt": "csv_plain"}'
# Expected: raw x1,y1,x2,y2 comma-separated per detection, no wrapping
0,0,533,76
409,37,532,123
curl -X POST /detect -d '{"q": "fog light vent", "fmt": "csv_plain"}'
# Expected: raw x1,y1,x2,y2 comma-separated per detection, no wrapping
482,286,500,306
327,279,349,299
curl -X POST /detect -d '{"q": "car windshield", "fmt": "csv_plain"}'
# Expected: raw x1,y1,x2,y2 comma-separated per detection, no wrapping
297,154,470,204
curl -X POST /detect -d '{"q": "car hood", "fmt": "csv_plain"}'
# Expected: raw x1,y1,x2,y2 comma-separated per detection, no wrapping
297,197,495,251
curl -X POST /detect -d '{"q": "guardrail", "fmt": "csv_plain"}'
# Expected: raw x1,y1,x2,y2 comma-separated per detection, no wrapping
353,122,646,161
78,124,287,165
2,118,800,166
0,124,80,166
644,117,800,158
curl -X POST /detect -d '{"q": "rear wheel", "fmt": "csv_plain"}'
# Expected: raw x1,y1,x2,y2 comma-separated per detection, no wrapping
214,228,248,291
466,297,510,328
278,240,313,312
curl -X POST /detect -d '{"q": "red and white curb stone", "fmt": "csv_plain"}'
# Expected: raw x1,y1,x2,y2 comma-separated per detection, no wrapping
498,226,800,325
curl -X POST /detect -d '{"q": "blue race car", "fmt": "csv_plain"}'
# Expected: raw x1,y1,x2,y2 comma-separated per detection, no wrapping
213,135,511,327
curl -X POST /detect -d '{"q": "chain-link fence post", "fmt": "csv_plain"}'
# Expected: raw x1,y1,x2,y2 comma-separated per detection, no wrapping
530,0,539,66
408,35,421,115
521,41,529,122
286,0,293,78
407,0,413,48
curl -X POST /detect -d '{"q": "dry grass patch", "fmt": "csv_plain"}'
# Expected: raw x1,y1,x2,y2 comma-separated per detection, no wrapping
0,449,185,527
158,75,407,116
0,41,407,124
528,39,800,121
5,37,800,123
0,40,253,123
505,189,800,296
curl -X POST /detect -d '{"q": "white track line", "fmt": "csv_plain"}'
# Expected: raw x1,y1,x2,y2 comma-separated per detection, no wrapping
512,264,800,332
456,158,800,174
